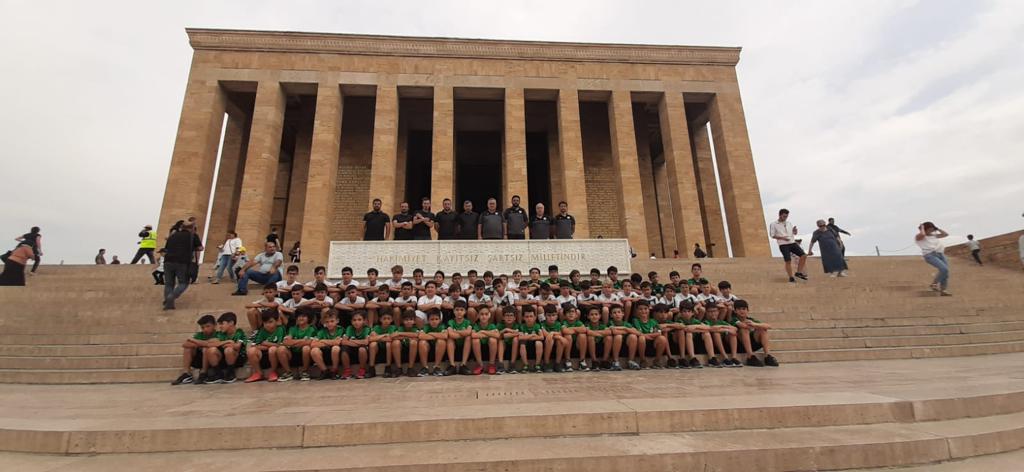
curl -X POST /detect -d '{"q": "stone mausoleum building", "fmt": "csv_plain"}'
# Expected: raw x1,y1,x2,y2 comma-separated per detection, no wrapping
158,28,770,264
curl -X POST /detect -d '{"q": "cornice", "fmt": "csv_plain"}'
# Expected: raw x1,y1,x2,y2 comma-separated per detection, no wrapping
186,28,741,66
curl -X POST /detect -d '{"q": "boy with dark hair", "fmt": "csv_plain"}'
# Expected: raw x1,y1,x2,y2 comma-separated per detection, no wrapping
281,308,317,381
681,302,713,368
541,304,568,372
418,309,448,376
596,281,623,324
172,314,218,385
432,270,450,295
560,304,586,371
275,264,301,297
386,264,409,293
278,284,306,328
311,310,343,380
731,300,778,367
705,304,741,368
244,310,287,382
245,283,282,332
416,281,444,328
446,300,474,375
411,268,425,294
534,283,559,318
588,268,602,286
464,269,479,296
467,280,492,323
393,282,419,322
658,284,680,318
481,271,496,296
606,266,621,289
686,263,704,287
334,284,366,326
491,279,516,311
576,281,599,314
544,265,561,286
471,306,501,375
609,306,641,370
334,266,356,299
647,271,664,296
365,284,396,328
304,266,331,299
341,311,372,379
652,304,684,368
205,312,246,383
359,267,381,298
555,281,577,318
668,271,682,293
584,307,611,370
498,306,521,373
299,283,334,326
369,310,399,377
633,302,669,368
717,281,741,320
518,307,545,373
391,310,421,377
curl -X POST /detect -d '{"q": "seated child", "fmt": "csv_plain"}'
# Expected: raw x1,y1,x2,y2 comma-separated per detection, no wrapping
304,266,332,299
171,314,218,385
608,306,640,370
280,307,318,381
391,310,422,377
244,309,287,382
333,284,366,326
541,304,568,372
497,306,521,374
245,283,283,332
584,307,612,370
415,281,444,329
341,311,372,379
466,280,492,323
333,266,357,299
658,284,680,318
560,305,587,371
631,301,668,368
418,309,448,376
490,280,516,311
471,306,501,375
275,265,301,297
716,281,742,320
731,300,778,367
365,285,395,328
369,310,399,377
446,300,474,375
278,284,306,327
517,307,545,373
392,282,419,323
704,304,740,368
596,281,623,325
298,283,334,326
153,248,166,285
534,283,559,318
204,311,247,383
311,309,344,380
359,268,381,299
555,281,577,318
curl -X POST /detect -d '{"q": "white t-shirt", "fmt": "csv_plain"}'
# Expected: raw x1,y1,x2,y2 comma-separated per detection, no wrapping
597,293,621,303
336,278,358,291
676,294,699,307
656,296,677,309
416,295,444,319
967,240,981,251
492,291,516,307
219,237,242,256
370,296,393,304
577,293,599,304
282,298,304,310
253,297,284,306
334,296,365,306
556,294,577,307
468,293,492,305
386,278,410,289
393,295,418,308
277,279,302,292
916,232,945,255
444,295,466,305
769,220,797,246
300,296,335,306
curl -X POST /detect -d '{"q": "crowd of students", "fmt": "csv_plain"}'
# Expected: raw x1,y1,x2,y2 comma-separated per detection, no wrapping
171,263,778,385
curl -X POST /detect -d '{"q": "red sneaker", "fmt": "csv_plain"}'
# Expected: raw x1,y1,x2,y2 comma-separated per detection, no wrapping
472,365,483,375
267,371,279,382
487,365,497,375
244,372,263,383
356,368,366,379
342,368,352,379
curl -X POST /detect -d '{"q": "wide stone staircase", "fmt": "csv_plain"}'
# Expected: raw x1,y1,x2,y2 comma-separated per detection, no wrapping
1,256,1021,384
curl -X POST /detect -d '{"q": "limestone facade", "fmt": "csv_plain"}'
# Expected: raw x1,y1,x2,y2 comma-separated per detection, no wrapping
159,29,771,263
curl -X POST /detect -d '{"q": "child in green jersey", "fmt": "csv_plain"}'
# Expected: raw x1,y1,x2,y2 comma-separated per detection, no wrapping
341,311,372,379
679,302,712,368
446,300,474,375
731,300,778,367
541,304,567,372
517,307,545,373
172,314,218,385
204,312,247,383
584,307,612,370
652,304,685,369
245,310,287,382
281,307,318,381
311,310,344,380
609,306,641,371
497,306,520,374
560,305,587,372
369,311,399,377
418,309,448,377
632,301,668,368
471,306,501,375
391,310,421,377
705,304,740,368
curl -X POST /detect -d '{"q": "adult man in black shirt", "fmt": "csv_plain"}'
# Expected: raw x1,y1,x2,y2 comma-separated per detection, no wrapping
362,198,391,241
530,203,553,240
478,197,504,240
163,221,203,310
554,201,575,239
456,200,479,240
435,198,458,240
392,202,415,240
412,197,436,240
503,195,528,240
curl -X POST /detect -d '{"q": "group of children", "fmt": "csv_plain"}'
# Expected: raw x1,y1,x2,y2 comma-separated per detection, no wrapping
171,263,778,385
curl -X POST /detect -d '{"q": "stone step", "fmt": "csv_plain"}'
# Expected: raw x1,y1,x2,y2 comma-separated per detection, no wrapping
775,340,1024,363
774,312,1023,329
774,321,1024,339
0,367,177,384
0,355,179,370
851,448,1024,471
774,330,1024,351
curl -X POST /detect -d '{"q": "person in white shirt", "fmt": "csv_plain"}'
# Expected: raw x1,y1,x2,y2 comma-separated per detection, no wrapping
276,265,301,297
415,281,444,328
278,284,306,327
365,285,396,326
467,280,493,323
334,266,357,299
966,234,982,266
299,282,335,325
386,265,410,293
431,271,450,296
596,281,623,324
576,281,600,314
244,283,283,331
491,280,516,310
333,285,366,325
392,282,419,317
555,282,577,317
769,209,808,283
213,231,242,284
915,222,951,296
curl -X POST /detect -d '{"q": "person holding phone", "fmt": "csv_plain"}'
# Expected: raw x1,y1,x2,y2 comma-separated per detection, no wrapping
915,222,951,296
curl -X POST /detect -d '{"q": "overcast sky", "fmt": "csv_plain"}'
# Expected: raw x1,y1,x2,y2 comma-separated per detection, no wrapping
1,0,1021,263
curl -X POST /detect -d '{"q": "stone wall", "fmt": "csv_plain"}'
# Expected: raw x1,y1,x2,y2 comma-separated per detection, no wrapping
580,101,623,239
946,229,1024,271
331,97,375,241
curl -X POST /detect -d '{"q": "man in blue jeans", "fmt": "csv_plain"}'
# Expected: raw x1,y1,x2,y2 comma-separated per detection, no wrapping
163,222,203,310
232,242,284,296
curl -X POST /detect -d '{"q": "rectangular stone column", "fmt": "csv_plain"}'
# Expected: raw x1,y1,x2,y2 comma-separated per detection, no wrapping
203,107,248,262
547,127,564,206
708,88,771,257
300,82,343,264
366,82,400,214
284,126,312,247
234,80,286,252
607,90,649,257
430,85,454,209
157,76,227,243
691,122,728,257
657,91,705,254
634,109,664,257
503,87,529,204
556,88,590,238
653,162,679,256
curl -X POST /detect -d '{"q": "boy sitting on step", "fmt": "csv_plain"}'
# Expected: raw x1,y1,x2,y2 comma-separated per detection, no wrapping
517,307,545,373
445,300,474,375
541,304,568,372
704,304,741,368
171,314,218,385
471,306,501,375
498,306,521,374
341,311,372,379
369,310,399,378
244,310,287,382
631,301,668,368
245,283,283,332
311,310,344,380
391,310,422,377
418,309,448,376
280,308,318,381
730,300,779,367
205,311,247,383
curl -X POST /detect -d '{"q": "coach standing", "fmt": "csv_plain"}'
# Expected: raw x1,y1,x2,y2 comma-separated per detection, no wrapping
163,221,203,309
530,203,553,239
392,202,414,240
504,195,528,240
435,198,458,240
554,201,575,239
479,198,504,240
412,197,436,240
769,209,808,283
456,200,479,240
362,198,391,240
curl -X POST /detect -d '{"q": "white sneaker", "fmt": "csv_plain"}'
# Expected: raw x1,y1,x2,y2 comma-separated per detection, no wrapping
828,273,838,278
838,271,848,277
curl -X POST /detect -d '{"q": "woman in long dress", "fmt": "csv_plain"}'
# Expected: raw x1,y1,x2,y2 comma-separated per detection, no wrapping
808,219,848,277
0,245,34,286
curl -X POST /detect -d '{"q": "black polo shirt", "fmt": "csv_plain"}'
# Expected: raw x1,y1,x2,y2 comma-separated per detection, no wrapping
412,210,435,240
165,231,201,264
530,214,552,240
363,211,390,241
435,210,458,240
479,211,504,239
456,211,479,239
554,213,575,239
392,212,414,240
503,206,528,236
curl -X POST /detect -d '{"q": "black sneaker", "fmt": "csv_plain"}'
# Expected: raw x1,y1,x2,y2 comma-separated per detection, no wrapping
795,272,808,281
223,369,236,383
408,368,418,378
765,355,779,367
458,364,472,375
418,367,429,377
708,357,721,368
728,358,743,368
208,369,224,384
721,358,733,367
534,364,544,373
433,366,445,376
365,367,377,378
231,290,248,296
171,372,193,385
542,363,553,373
789,277,796,283
746,356,765,367
319,370,332,380
195,372,209,384
666,358,678,368
495,365,505,375
689,357,702,369
679,358,690,369
552,362,564,373
444,365,456,376
383,365,393,378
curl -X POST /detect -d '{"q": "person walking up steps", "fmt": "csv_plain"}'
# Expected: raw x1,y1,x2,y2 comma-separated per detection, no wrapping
966,234,982,265
769,209,808,283
916,222,951,296
808,220,848,277
163,221,203,309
